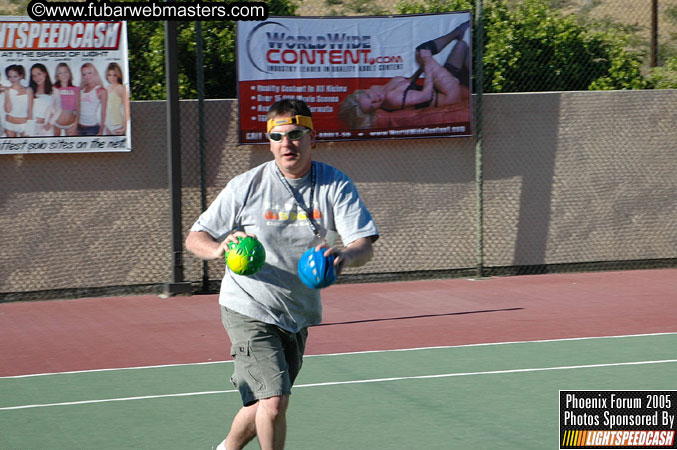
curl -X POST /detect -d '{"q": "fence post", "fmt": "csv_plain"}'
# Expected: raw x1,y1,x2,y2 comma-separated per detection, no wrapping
651,0,659,67
196,21,210,293
474,0,485,279
163,20,192,296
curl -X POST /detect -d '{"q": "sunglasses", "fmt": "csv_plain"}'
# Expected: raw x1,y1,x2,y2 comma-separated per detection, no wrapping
267,128,311,142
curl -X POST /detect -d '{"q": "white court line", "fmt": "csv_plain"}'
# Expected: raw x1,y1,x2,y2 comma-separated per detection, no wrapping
1,359,676,411
309,331,677,358
2,332,676,379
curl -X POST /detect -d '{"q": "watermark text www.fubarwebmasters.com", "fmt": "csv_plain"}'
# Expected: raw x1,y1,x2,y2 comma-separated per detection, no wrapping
26,0,268,22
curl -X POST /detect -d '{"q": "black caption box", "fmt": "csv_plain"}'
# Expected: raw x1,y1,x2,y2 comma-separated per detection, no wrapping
559,391,677,449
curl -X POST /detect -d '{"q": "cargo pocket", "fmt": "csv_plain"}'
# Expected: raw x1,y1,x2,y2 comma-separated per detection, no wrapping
230,341,247,389
230,341,265,393
231,342,250,359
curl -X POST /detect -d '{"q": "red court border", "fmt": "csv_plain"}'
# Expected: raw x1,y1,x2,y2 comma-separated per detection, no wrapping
1,269,675,377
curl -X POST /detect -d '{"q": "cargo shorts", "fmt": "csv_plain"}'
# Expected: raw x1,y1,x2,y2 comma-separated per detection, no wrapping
221,306,308,406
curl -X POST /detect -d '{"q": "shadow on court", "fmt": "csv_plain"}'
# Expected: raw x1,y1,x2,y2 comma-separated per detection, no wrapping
313,307,523,327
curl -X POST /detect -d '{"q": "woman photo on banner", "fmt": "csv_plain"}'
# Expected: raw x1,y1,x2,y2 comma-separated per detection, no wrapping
3,64,33,138
28,63,61,137
53,62,79,136
78,63,107,136
104,62,130,136
339,21,470,129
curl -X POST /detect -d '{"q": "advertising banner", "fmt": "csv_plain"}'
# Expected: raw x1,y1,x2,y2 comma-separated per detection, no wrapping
237,12,472,144
0,17,131,154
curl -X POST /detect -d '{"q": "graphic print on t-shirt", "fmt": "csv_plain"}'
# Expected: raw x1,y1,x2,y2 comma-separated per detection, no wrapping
263,201,322,226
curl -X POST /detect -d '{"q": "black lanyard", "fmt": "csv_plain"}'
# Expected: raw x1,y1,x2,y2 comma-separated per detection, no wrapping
273,162,322,239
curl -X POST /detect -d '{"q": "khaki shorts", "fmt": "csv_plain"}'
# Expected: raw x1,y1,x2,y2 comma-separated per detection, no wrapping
221,306,308,406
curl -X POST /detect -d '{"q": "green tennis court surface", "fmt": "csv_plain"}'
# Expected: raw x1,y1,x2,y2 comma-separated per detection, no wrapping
1,333,675,449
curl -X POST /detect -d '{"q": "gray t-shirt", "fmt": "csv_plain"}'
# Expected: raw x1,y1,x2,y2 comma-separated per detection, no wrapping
191,160,379,332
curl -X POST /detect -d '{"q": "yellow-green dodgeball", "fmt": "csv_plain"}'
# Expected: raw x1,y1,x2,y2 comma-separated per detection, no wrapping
226,236,266,276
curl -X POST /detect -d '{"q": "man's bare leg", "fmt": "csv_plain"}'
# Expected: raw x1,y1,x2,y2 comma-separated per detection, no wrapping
255,395,289,450
224,403,259,450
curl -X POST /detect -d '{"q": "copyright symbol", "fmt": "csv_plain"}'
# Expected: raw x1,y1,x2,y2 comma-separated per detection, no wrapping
30,1,45,18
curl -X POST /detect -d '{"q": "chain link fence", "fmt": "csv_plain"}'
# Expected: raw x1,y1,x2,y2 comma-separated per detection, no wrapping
0,0,675,300
182,0,677,293
297,0,677,90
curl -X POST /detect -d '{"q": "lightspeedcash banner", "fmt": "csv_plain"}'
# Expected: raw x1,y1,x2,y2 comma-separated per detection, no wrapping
0,17,131,154
236,12,473,144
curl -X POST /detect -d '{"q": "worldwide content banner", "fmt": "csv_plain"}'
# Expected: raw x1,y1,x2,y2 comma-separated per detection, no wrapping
560,391,677,449
237,12,473,144
0,17,131,154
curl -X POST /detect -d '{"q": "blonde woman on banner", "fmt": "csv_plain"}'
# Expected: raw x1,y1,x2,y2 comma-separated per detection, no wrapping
53,63,79,136
29,63,61,137
104,62,129,135
3,64,33,138
78,63,107,136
